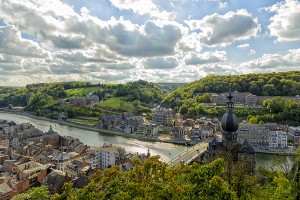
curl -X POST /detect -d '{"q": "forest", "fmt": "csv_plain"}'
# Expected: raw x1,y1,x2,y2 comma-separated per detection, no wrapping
161,71,300,108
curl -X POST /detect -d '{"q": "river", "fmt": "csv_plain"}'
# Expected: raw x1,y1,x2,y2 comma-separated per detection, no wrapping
0,112,295,166
0,112,187,162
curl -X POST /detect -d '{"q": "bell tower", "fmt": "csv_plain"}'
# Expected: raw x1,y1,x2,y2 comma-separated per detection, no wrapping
221,90,239,142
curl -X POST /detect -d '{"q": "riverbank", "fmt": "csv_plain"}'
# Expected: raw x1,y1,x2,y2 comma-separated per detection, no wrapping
254,147,296,156
0,110,194,146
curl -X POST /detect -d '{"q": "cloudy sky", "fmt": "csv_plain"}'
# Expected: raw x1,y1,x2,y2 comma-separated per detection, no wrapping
0,0,300,86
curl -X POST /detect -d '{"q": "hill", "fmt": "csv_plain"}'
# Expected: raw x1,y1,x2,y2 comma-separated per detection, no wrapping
161,71,300,108
0,80,162,118
95,80,164,104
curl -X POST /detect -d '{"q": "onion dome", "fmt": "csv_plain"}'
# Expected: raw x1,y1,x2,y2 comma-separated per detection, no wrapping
221,90,239,132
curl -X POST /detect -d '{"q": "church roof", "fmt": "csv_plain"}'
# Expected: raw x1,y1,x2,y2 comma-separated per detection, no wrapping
221,90,239,133
239,138,255,154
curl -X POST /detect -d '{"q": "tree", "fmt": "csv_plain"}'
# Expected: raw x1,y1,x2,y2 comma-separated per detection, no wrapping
12,185,50,200
179,104,188,114
257,173,297,200
133,100,140,107
265,97,286,114
248,116,258,124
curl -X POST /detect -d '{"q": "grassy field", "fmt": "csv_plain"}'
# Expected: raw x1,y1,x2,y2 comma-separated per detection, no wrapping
98,97,136,112
68,116,99,126
66,87,99,97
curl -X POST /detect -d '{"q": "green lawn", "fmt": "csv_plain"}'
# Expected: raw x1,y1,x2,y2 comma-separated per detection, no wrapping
66,87,99,97
98,97,136,112
68,116,98,126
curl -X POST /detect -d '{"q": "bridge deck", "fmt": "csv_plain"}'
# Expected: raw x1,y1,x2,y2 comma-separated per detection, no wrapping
168,142,208,166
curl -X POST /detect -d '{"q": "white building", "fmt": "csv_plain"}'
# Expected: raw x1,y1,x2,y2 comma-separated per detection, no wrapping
268,131,288,148
101,145,119,170
136,123,159,138
87,144,120,170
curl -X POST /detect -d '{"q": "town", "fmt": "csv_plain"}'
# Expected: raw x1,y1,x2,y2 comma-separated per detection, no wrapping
0,119,152,199
1,92,300,198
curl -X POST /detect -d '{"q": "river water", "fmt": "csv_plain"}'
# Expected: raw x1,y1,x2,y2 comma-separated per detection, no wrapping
0,112,187,162
0,112,295,166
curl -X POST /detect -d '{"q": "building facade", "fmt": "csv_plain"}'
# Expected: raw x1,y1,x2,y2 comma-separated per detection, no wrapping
288,127,300,147
237,124,269,147
268,131,288,148
152,107,174,126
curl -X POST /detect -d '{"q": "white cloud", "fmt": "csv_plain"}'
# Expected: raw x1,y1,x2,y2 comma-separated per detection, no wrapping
262,0,300,41
201,64,240,75
185,9,260,46
236,43,250,48
0,26,48,58
248,49,256,56
106,20,183,57
0,0,184,57
241,48,300,71
0,0,297,85
218,1,228,9
207,0,227,9
109,0,175,20
184,51,226,65
53,49,114,63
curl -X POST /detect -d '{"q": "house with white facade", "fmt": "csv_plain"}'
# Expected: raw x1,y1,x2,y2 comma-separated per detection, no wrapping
101,145,119,170
268,131,288,148
135,123,159,138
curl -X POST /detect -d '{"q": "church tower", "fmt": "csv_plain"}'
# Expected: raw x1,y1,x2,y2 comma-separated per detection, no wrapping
221,90,240,161
221,90,239,142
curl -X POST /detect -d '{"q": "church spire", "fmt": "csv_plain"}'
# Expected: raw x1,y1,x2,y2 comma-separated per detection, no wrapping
226,89,234,109
221,90,239,139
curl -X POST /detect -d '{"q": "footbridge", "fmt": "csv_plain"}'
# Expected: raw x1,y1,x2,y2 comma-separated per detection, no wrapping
168,142,209,167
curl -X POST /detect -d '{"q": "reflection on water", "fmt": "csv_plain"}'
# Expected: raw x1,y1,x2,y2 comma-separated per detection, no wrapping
255,152,295,170
0,112,187,162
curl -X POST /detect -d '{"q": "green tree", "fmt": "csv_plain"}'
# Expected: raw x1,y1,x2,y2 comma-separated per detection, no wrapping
257,173,297,200
133,100,140,107
12,185,50,200
265,97,286,114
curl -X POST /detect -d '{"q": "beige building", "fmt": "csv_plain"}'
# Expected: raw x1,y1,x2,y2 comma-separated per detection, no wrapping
152,107,174,126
